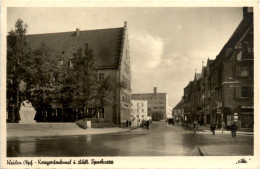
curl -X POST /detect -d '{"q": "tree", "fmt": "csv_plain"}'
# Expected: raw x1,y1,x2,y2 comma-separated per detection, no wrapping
28,44,61,122
92,76,115,118
7,18,30,122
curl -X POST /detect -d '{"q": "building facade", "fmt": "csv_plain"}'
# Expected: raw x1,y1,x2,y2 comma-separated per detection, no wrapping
131,87,171,121
179,7,254,130
172,99,184,123
131,100,149,126
7,22,131,125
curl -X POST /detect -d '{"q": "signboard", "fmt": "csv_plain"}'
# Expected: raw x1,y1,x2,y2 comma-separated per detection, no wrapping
234,115,238,122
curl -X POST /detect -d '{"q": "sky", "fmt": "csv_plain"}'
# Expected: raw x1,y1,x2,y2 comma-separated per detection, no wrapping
7,7,243,107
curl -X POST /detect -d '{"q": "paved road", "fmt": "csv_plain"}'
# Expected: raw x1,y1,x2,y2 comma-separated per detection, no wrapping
7,121,253,157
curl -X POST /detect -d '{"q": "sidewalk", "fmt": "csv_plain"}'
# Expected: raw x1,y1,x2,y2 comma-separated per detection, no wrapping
7,123,139,139
187,124,254,135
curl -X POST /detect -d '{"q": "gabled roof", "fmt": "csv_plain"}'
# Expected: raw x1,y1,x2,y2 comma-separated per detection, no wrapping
26,27,124,69
218,13,253,57
173,99,184,109
207,58,214,66
184,80,193,89
194,73,202,81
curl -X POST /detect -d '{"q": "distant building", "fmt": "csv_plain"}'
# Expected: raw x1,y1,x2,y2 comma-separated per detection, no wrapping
7,22,131,125
131,100,149,126
173,99,184,124
131,87,171,121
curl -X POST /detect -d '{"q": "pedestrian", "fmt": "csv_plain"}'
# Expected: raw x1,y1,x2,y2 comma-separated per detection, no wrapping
231,122,237,138
146,120,150,130
126,120,129,127
210,123,216,135
221,121,226,133
193,120,199,133
129,121,132,127
166,119,168,124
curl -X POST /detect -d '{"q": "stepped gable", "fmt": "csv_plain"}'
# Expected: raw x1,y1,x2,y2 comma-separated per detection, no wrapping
26,27,124,69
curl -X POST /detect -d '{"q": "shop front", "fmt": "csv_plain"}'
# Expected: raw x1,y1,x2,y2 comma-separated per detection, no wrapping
240,106,254,130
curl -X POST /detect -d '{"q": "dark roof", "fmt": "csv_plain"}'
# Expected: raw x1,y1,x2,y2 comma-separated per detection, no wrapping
207,58,214,66
173,99,184,109
184,80,193,89
194,73,202,80
219,14,253,56
26,27,124,69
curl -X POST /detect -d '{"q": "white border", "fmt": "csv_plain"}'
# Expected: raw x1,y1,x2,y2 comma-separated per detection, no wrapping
1,1,259,168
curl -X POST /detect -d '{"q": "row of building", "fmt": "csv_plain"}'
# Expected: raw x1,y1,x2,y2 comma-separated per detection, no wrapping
173,7,254,131
7,21,172,125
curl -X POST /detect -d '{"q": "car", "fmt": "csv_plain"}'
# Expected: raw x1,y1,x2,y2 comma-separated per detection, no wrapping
167,118,174,124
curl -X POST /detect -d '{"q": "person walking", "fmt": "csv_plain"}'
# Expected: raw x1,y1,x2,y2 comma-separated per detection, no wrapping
193,120,199,133
146,120,150,130
210,123,216,135
231,122,238,138
126,120,129,127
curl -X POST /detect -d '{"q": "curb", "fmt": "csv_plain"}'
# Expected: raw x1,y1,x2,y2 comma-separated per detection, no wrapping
197,146,204,156
200,130,254,135
7,127,141,139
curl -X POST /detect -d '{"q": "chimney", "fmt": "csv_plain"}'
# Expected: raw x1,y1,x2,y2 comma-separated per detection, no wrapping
76,28,80,37
243,7,253,18
154,87,157,96
124,21,127,27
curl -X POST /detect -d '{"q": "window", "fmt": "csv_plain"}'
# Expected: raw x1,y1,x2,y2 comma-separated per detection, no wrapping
241,87,250,97
240,66,249,76
142,109,144,112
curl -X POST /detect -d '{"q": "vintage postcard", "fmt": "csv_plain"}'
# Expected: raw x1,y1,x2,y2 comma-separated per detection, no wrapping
1,0,259,168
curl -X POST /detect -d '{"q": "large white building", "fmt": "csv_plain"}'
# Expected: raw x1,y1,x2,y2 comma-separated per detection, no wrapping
131,87,172,121
131,100,149,126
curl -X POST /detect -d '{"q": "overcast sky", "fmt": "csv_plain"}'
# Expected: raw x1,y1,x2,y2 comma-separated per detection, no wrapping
7,7,243,107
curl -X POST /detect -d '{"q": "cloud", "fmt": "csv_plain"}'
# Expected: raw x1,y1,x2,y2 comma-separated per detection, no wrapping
129,32,164,68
